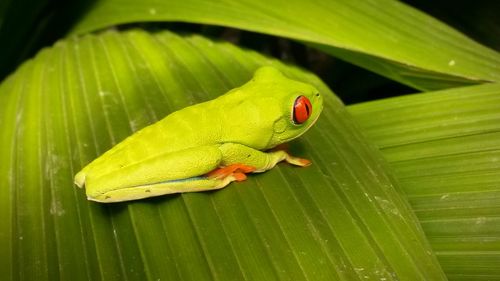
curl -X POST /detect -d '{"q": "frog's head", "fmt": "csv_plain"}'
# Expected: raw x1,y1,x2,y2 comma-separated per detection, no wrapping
247,66,324,149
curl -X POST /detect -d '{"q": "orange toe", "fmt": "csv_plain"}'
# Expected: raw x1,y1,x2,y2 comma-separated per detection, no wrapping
206,164,256,179
232,172,247,181
298,158,312,166
235,164,256,173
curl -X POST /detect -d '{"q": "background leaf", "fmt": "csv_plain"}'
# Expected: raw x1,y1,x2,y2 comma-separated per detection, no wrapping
0,29,446,280
70,0,500,90
349,83,500,280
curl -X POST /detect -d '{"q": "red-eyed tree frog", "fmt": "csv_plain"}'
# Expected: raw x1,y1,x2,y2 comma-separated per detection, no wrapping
74,66,324,202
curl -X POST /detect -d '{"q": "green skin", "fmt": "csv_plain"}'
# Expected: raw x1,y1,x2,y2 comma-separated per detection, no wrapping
75,66,323,202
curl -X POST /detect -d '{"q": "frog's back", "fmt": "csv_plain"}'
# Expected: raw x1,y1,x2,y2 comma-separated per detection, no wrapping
105,102,221,160
75,99,223,186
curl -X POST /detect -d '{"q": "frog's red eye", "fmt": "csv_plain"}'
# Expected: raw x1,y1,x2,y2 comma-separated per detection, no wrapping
293,95,312,124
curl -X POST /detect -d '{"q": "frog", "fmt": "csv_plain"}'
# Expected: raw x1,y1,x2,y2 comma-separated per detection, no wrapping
74,66,323,202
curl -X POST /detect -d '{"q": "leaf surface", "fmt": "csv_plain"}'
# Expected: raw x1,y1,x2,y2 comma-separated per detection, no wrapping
0,29,445,280
349,83,500,280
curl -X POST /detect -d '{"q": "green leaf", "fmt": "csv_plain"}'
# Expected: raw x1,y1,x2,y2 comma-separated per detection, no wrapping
0,29,445,280
70,0,500,90
348,83,500,280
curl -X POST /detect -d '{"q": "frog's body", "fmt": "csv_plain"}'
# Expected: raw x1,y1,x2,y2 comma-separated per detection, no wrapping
75,66,323,202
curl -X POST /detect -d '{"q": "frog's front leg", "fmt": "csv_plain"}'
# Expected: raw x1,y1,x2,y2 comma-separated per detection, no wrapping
207,143,311,180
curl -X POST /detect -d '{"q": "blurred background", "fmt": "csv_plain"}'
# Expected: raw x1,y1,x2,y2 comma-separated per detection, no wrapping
1,0,499,104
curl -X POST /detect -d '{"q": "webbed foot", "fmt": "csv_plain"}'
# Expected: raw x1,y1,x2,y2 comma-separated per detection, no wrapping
206,164,256,181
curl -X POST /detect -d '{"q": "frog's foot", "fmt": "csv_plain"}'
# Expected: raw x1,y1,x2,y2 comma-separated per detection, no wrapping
267,146,311,168
206,164,256,181
285,155,311,167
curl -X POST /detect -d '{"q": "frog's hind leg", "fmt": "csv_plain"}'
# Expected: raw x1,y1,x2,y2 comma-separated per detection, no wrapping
85,145,225,202
93,175,237,203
